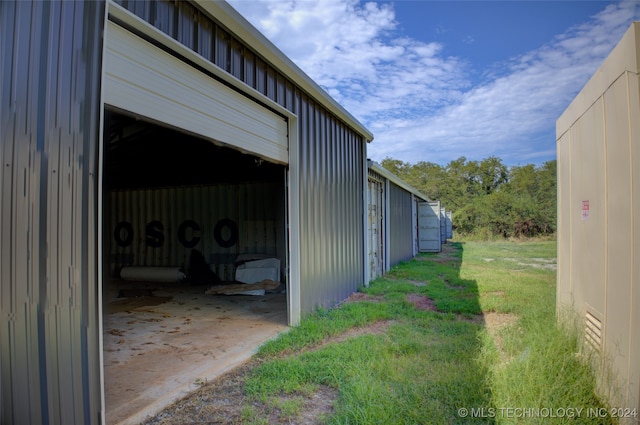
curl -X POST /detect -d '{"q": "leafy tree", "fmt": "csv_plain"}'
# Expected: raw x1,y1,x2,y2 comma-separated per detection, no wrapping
477,156,509,195
380,156,557,239
380,158,412,181
408,161,446,200
509,164,537,197
443,157,475,210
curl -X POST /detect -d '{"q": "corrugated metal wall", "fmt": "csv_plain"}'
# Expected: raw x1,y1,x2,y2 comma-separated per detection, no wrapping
0,1,104,424
367,170,385,281
440,208,447,243
107,183,286,281
114,0,367,312
296,95,365,310
388,182,414,266
418,201,442,253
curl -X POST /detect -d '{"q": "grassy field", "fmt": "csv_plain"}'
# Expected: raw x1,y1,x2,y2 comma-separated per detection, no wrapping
143,240,615,425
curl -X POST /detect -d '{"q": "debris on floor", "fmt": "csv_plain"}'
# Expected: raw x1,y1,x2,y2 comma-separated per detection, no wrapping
204,279,281,295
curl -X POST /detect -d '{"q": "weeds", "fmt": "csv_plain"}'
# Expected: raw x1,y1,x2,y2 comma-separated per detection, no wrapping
245,241,612,424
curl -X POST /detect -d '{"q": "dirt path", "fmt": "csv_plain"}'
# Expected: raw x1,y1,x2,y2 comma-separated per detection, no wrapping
140,320,396,425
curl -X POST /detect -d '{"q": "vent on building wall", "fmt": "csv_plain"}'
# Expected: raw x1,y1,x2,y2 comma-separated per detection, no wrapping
585,311,603,351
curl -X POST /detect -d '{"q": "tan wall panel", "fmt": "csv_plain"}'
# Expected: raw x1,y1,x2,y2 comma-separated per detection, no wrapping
557,131,573,307
629,73,640,414
569,99,606,316
604,74,634,401
558,23,640,415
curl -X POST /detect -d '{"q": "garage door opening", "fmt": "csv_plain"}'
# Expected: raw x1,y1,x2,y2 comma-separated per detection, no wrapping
101,111,289,424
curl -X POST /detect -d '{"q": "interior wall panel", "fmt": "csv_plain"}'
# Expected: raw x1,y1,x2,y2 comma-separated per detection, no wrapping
107,183,286,282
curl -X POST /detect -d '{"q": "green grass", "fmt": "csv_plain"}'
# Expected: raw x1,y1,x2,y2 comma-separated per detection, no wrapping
242,240,615,424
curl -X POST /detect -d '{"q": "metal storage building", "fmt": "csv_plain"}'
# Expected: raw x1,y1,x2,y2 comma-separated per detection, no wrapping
440,208,447,244
1,1,374,423
446,210,453,240
418,200,443,253
367,161,440,281
556,21,640,417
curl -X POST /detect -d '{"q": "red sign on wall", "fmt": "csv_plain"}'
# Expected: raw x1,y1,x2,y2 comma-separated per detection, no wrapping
582,200,589,221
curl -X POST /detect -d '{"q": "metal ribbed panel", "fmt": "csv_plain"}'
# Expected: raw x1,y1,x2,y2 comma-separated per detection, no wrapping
0,1,104,424
388,182,414,266
419,201,442,253
103,20,289,164
295,94,366,311
367,170,385,280
440,208,447,243
108,183,286,281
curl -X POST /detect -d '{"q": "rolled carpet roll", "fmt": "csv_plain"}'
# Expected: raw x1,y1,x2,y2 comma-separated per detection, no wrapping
120,266,186,283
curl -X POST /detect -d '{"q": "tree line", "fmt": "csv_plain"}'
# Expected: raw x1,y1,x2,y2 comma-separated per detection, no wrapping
381,156,556,239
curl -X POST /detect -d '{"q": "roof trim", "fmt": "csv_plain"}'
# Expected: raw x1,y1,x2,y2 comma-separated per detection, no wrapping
557,21,640,138
368,160,430,201
195,0,374,142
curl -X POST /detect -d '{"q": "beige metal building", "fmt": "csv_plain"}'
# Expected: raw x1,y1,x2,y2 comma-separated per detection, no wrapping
556,21,640,416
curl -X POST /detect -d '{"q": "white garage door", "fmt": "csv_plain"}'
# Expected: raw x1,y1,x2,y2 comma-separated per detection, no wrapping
103,20,289,164
418,201,441,253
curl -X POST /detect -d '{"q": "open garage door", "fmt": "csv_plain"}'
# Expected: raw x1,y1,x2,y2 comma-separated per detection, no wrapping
100,17,292,423
103,20,288,164
101,112,289,425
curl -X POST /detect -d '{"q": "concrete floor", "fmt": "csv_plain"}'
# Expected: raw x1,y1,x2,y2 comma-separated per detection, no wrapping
102,280,288,425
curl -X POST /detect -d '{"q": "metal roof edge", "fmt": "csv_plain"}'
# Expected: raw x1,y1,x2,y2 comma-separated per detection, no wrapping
196,0,374,142
368,160,431,202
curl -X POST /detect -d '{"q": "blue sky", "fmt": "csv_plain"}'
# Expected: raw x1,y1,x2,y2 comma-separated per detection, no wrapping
227,0,640,166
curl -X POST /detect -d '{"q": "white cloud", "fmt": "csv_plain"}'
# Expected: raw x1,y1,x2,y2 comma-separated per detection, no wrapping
229,0,469,113
228,0,640,165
